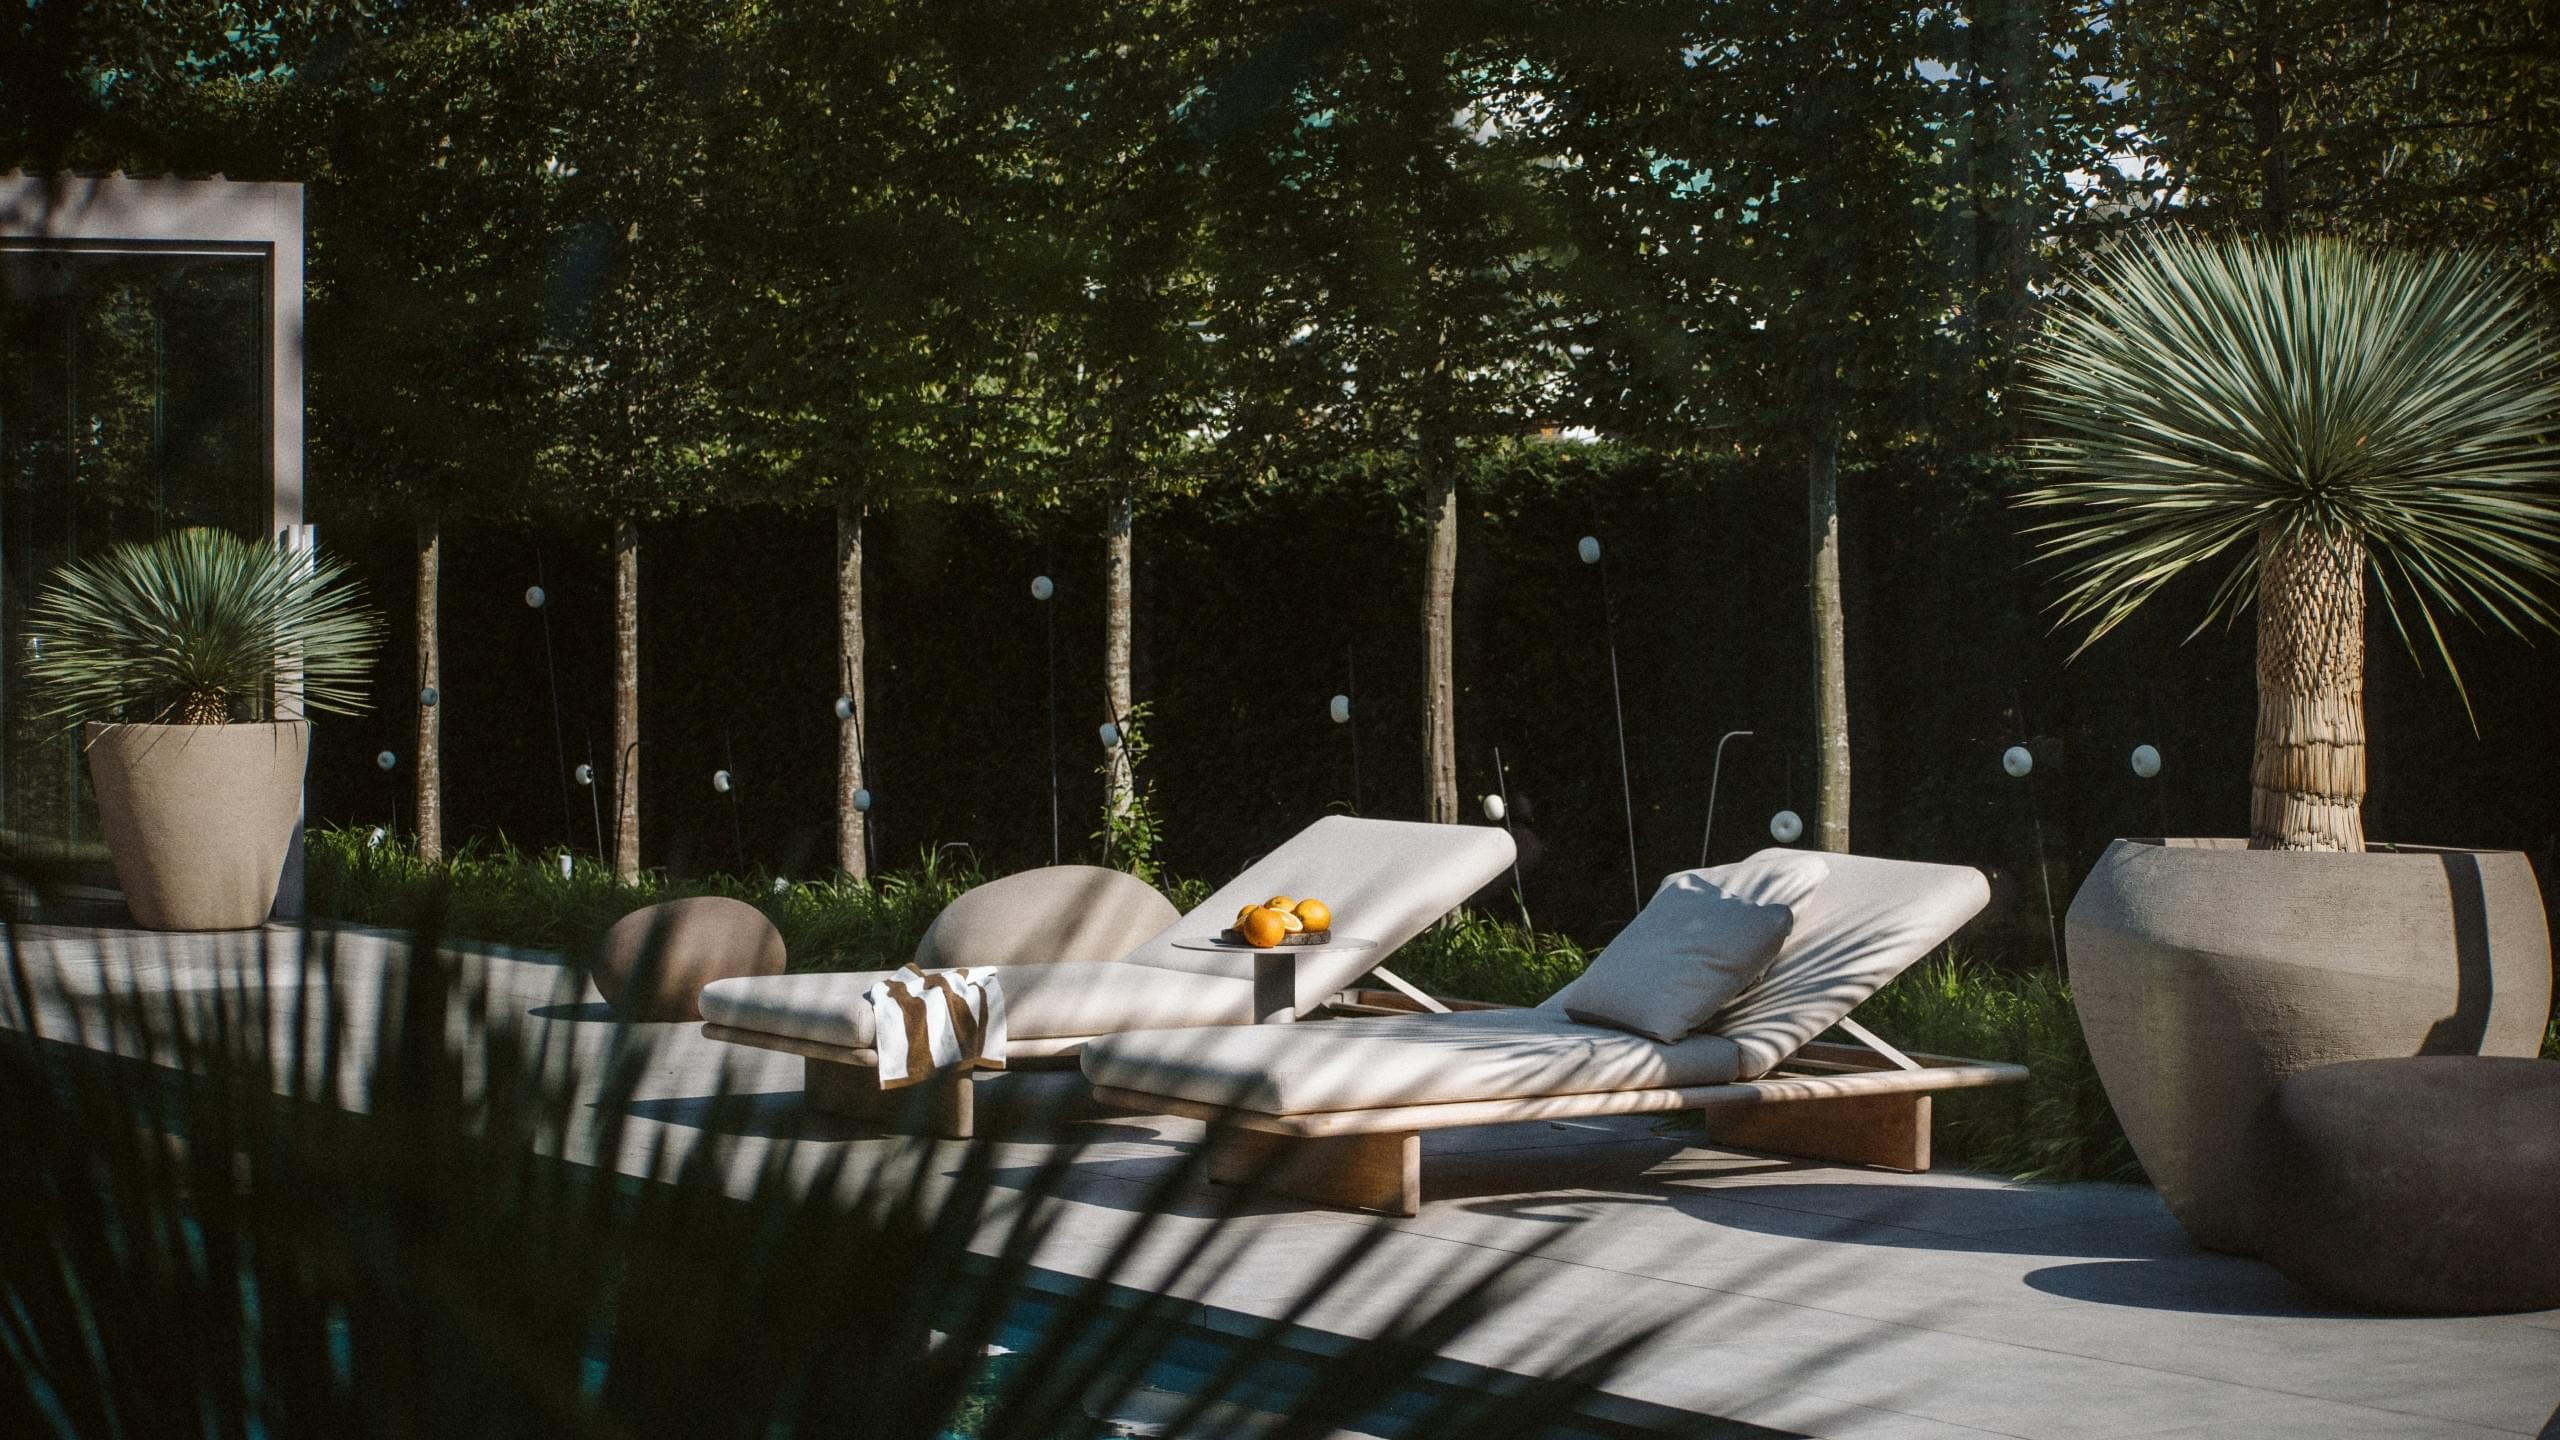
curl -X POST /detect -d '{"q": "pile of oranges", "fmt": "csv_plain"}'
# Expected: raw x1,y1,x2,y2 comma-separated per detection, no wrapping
1232,894,1332,948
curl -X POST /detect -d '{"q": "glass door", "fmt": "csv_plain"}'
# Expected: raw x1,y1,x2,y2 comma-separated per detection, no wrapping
0,247,270,858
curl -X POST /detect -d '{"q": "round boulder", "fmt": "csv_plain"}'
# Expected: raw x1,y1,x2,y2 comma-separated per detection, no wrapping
2249,1056,2560,1314
593,896,788,1021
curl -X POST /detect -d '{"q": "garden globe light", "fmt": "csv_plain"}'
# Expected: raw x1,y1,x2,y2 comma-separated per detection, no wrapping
834,695,856,721
376,750,397,771
852,788,873,813
2132,743,2163,779
558,854,575,881
1030,574,1055,601
524,585,546,609
1098,722,1121,749
2003,745,2034,778
1769,809,1804,844
419,685,439,707
713,769,733,794
1482,793,1506,822
1329,693,1351,724
367,827,385,849
1577,535,1602,565
574,763,594,786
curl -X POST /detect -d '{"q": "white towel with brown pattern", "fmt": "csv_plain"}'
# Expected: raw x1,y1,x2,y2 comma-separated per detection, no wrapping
869,964,1008,1089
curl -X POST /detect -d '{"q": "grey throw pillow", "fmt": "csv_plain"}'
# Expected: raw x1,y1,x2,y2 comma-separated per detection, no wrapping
1561,870,1804,1043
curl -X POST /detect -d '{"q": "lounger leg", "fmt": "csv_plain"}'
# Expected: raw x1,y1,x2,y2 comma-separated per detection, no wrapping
804,1056,976,1140
1208,1128,1420,1217
1706,1094,1931,1172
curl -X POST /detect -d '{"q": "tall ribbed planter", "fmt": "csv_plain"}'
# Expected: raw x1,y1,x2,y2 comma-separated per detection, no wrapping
2066,838,2552,1255
86,721,309,931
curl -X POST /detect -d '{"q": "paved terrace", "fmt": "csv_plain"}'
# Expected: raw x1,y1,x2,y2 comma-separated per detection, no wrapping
6,925,2556,1440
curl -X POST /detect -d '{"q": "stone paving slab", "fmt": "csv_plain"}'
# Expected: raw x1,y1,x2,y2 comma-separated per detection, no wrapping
7,924,2556,1440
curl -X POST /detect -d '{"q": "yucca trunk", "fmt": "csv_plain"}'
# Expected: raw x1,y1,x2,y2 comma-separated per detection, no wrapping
611,516,642,883
835,496,869,881
415,517,442,864
1420,438,1459,825
1807,418,1852,852
2250,525,2366,851
1104,489,1135,818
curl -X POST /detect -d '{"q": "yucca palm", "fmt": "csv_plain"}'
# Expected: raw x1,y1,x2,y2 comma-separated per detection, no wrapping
23,527,382,727
2016,232,2560,851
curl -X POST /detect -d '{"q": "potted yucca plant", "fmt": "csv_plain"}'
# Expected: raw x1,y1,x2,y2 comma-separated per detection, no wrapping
25,527,382,930
2016,232,2560,1254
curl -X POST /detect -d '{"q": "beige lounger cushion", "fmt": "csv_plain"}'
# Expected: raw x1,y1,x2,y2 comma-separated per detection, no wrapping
1121,815,1517,1015
699,961,1257,1051
1662,851,1987,1078
1561,868,1809,1042
913,865,1179,972
1079,1008,1744,1116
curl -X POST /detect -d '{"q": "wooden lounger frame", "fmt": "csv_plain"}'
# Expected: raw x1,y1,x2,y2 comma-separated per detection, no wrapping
1086,1005,2028,1216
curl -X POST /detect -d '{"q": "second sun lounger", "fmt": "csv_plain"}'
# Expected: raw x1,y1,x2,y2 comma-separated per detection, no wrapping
1079,851,2025,1214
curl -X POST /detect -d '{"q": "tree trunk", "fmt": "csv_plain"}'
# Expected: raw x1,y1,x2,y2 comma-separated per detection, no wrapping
415,516,442,864
2250,524,2365,851
1420,439,1459,825
611,515,642,884
836,496,869,881
1807,418,1852,853
1104,488,1135,817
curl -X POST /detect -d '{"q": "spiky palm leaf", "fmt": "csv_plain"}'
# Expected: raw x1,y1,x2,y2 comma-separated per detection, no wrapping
0,889,1657,1439
23,528,383,726
2014,231,2560,700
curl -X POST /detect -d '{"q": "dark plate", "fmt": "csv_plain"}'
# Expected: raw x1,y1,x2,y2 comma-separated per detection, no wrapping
1218,928,1334,948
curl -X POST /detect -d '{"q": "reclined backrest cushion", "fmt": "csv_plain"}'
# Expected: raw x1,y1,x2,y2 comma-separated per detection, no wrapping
1121,815,1517,1015
1556,870,1802,1042
1701,850,1989,1078
913,864,1180,972
1542,850,1827,1026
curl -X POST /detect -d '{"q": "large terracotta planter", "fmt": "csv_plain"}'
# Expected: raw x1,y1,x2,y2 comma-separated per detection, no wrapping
86,721,309,931
2066,837,2552,1255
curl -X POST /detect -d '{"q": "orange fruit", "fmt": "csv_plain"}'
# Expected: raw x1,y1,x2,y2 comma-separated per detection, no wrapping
1264,895,1297,913
1236,904,1260,925
1293,898,1331,933
1239,907,1288,948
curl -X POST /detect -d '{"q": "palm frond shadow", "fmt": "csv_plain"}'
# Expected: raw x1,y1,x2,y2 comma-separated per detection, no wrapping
1,884,1694,1439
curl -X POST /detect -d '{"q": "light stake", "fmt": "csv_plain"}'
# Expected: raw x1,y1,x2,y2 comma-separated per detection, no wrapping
1581,533,1643,913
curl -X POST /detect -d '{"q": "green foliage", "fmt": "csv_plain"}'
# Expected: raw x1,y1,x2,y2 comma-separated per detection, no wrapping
24,528,384,727
1852,953,2142,1184
2018,232,2560,701
1383,911,1593,1010
0,909,1644,1437
303,826,974,974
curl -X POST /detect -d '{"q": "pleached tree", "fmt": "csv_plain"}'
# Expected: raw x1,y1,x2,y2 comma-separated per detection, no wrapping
999,0,1229,826
289,8,564,862
716,0,1063,880
528,0,734,884
1547,0,2115,851
1205,4,1575,824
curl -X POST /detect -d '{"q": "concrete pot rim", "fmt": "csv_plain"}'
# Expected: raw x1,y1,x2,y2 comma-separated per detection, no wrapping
2104,836,2526,861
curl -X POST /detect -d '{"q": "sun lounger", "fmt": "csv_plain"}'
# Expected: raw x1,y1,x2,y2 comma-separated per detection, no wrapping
696,816,1516,1136
1079,851,2026,1214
